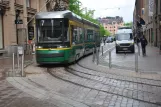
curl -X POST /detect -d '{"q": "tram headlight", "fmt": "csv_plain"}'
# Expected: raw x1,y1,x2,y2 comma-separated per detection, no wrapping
36,46,43,49
57,46,67,48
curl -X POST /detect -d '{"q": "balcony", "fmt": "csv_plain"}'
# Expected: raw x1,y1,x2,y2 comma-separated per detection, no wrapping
14,3,37,18
0,0,9,9
15,3,23,11
27,7,37,15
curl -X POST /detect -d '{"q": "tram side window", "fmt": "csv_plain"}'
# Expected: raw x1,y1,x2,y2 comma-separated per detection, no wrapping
71,26,79,44
84,29,87,41
94,31,96,41
95,32,99,42
91,30,94,41
76,27,80,43
78,27,83,43
87,29,93,41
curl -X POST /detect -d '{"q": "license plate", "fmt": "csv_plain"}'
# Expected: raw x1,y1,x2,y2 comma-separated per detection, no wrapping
123,48,128,50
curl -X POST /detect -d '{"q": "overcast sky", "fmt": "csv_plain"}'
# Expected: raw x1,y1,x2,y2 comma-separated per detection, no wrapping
79,0,135,23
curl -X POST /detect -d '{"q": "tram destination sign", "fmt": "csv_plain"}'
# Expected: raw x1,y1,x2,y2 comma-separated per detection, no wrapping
15,19,23,24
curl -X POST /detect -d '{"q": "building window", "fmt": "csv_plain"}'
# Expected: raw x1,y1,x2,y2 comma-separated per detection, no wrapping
26,0,30,7
0,15,3,49
160,0,161,13
156,0,158,14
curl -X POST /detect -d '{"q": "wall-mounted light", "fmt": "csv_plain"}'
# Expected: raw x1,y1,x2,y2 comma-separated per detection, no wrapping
16,10,21,18
0,8,5,15
142,8,145,15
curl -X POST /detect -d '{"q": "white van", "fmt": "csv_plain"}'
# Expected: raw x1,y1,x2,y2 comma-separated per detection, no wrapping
117,27,132,34
115,27,135,53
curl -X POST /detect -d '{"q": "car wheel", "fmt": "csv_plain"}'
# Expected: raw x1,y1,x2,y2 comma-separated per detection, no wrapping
131,48,135,53
116,49,119,54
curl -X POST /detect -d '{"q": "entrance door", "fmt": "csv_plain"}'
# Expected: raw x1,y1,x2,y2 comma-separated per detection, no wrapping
156,29,158,46
151,28,153,43
0,15,3,49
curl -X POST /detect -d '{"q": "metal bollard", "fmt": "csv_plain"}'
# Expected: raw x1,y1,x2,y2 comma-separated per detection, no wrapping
93,48,95,62
21,54,24,77
138,44,140,56
135,52,138,72
96,48,99,65
109,51,112,68
17,53,20,69
102,46,103,56
160,43,161,54
12,53,15,76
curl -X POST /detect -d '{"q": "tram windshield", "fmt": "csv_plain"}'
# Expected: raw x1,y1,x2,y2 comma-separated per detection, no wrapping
37,19,69,43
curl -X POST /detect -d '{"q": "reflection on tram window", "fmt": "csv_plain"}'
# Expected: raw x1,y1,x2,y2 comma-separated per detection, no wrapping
37,19,69,42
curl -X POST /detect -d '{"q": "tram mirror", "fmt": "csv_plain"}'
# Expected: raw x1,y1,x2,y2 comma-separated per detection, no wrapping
41,20,44,26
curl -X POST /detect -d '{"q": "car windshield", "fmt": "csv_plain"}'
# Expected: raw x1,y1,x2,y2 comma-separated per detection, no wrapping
116,33,133,41
118,27,131,29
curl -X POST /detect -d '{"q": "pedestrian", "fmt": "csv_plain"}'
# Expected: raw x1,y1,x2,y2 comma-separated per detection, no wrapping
136,37,140,46
140,35,148,56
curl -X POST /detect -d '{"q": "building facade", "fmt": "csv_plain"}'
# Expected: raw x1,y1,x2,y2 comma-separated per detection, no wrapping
98,16,124,35
133,0,161,48
0,0,69,56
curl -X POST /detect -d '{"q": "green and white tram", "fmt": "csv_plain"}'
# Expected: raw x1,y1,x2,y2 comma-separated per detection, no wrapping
35,10,100,64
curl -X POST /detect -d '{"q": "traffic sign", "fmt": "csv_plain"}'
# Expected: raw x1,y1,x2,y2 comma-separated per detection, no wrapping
15,19,23,24
17,46,24,55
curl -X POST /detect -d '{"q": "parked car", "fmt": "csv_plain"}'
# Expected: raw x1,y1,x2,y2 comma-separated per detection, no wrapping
106,36,113,43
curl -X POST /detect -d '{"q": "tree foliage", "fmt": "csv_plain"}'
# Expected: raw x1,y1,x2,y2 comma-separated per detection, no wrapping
124,22,133,27
69,0,110,37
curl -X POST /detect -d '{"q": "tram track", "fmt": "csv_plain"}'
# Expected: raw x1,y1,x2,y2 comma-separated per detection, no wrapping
77,62,161,83
68,64,161,87
47,67,161,106
65,66,160,94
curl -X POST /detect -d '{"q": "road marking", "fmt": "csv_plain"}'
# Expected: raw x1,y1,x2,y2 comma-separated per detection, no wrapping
99,46,115,56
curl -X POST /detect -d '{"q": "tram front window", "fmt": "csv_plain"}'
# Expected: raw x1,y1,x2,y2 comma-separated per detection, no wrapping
37,19,69,43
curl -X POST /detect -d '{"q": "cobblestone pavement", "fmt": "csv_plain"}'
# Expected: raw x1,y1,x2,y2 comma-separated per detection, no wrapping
2,43,161,107
6,58,161,107
99,44,161,73
0,55,54,107
0,55,34,78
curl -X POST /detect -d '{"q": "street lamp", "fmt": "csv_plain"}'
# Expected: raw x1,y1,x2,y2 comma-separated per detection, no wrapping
16,10,21,18
15,10,21,44
0,7,5,15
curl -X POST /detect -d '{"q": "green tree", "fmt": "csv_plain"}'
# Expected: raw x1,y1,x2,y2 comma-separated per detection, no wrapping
100,25,105,37
105,30,111,36
100,25,111,37
69,0,110,37
124,22,133,27
69,0,83,16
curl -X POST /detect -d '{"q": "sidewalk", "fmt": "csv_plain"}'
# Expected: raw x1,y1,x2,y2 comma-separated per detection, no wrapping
99,45,161,73
0,54,34,78
78,46,161,80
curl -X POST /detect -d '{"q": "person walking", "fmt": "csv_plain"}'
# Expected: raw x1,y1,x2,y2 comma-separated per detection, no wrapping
140,35,148,56
136,37,140,46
